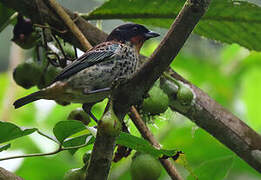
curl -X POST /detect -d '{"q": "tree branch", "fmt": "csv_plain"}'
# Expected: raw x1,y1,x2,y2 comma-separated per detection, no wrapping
163,70,261,173
0,167,24,180
85,127,117,180
85,101,122,180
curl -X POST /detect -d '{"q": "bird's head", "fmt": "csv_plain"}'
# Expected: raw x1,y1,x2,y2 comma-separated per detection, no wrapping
107,23,160,52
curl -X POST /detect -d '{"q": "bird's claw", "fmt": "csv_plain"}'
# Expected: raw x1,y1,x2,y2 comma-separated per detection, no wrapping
83,87,111,95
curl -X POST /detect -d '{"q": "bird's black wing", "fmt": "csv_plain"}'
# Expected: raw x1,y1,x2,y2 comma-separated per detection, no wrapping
53,43,120,82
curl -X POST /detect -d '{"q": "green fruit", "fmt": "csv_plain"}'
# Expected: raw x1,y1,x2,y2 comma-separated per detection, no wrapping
160,78,179,95
130,153,162,180
37,66,62,89
68,108,91,125
63,168,86,180
13,59,42,89
99,102,121,137
142,82,169,115
177,85,194,106
45,66,61,85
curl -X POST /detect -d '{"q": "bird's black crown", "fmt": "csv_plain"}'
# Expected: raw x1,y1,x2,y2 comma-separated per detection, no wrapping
107,23,159,42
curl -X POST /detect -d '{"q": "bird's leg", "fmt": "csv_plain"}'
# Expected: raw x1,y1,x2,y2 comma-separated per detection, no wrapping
51,34,67,67
82,103,98,123
83,87,111,95
82,87,111,122
74,46,78,58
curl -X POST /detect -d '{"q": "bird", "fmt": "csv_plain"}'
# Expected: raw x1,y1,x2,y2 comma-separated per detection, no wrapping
13,23,160,119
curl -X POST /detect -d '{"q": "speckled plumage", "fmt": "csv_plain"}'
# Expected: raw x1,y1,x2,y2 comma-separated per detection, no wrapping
66,41,139,90
13,23,160,108
38,40,139,104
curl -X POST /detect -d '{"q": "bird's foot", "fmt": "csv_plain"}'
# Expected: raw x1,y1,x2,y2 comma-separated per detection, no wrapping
83,87,111,95
82,103,98,123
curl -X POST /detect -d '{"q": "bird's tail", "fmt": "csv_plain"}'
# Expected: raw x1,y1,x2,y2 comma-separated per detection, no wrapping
13,91,44,109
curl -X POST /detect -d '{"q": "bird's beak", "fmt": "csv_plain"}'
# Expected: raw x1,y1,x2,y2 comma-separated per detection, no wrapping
144,31,160,39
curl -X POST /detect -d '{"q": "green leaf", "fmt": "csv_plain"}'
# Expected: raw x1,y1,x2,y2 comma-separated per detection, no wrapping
86,0,261,51
0,2,16,32
0,121,37,143
116,132,177,158
63,134,95,155
53,120,86,143
186,156,234,180
0,143,11,152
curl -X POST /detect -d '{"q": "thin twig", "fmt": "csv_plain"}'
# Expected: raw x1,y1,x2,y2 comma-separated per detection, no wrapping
0,145,62,161
0,142,90,161
34,23,67,33
37,130,59,144
47,0,92,51
62,142,91,150
129,106,183,180
52,34,67,59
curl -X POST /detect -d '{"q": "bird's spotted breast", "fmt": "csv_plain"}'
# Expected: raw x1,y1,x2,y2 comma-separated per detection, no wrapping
66,43,139,91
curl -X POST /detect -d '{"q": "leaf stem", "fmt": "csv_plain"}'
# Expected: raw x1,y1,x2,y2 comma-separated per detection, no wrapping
0,142,90,161
37,130,59,144
0,145,62,161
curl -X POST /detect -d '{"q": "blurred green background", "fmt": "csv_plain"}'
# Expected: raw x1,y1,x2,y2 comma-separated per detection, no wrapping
1,0,261,179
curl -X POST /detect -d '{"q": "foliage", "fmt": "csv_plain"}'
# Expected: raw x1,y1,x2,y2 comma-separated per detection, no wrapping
53,120,87,143
186,156,234,180
0,121,36,143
